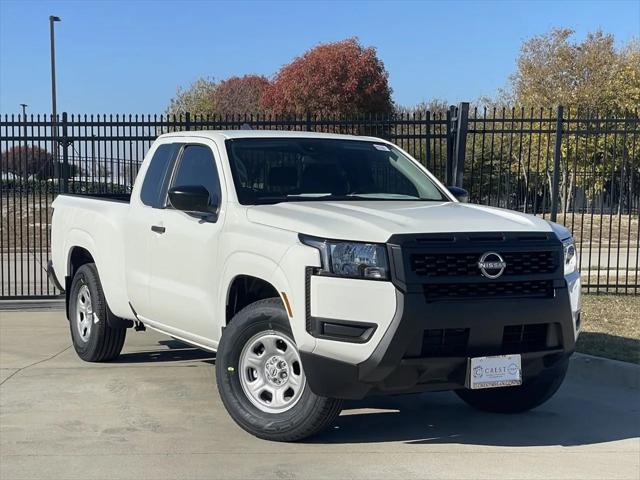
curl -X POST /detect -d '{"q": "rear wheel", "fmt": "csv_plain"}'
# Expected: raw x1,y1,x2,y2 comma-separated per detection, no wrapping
455,359,569,413
216,298,343,441
69,263,126,362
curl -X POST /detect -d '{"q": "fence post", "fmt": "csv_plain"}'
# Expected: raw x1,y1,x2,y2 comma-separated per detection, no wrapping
185,112,191,131
60,111,69,193
424,110,431,169
453,102,470,187
550,105,563,222
306,111,312,132
446,106,455,185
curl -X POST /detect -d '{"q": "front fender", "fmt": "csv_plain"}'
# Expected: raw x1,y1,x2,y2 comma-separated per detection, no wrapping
218,250,316,353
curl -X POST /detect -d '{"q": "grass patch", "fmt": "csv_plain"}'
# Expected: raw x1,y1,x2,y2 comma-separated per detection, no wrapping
577,294,640,364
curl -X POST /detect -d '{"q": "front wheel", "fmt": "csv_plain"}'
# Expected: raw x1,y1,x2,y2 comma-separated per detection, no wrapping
216,298,342,441
455,358,569,413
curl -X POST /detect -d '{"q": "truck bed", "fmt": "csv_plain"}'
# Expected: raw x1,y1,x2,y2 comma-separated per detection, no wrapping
51,192,133,318
60,193,131,203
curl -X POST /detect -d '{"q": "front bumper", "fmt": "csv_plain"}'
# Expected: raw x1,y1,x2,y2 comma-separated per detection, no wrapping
301,286,576,399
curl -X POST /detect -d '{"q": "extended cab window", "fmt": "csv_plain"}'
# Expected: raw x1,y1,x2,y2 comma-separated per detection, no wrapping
140,143,179,207
171,145,221,206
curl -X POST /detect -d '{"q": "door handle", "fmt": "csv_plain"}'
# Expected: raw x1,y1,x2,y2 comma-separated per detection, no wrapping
151,225,166,234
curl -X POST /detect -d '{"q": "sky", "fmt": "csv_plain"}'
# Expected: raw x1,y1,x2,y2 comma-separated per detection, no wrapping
0,0,638,114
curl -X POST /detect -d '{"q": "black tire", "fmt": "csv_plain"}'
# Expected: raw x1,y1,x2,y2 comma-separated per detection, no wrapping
216,298,343,442
455,358,569,414
68,263,126,362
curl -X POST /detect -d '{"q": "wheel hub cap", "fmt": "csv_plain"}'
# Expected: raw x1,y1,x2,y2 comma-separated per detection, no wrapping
264,355,289,386
239,332,306,414
75,284,93,342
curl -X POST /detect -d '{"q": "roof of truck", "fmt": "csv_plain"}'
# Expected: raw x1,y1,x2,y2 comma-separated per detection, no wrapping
157,129,386,143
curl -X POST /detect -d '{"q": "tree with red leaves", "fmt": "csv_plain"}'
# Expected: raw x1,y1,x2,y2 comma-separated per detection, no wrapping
1,146,54,180
213,75,270,116
261,38,393,116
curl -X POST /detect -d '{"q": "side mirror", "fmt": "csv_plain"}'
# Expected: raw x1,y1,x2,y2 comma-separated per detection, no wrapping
168,185,218,216
447,186,469,203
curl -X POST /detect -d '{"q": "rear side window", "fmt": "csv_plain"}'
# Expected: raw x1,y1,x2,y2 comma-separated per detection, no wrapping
140,144,179,207
171,145,222,205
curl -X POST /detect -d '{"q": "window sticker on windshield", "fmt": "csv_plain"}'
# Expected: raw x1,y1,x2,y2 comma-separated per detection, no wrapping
373,144,390,151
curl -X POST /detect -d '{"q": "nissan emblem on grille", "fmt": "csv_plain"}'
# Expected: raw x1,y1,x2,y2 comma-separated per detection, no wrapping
478,252,507,279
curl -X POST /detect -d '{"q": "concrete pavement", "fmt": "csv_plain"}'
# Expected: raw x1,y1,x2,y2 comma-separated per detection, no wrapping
1,309,639,480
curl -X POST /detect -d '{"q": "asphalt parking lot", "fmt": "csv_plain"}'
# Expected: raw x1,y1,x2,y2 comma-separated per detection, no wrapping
1,308,639,480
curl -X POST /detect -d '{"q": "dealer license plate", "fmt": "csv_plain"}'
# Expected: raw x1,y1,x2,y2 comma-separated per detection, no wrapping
468,354,522,389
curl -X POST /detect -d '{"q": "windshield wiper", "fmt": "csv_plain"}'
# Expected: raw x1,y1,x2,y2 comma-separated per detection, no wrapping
346,193,422,200
251,194,438,205
286,193,334,198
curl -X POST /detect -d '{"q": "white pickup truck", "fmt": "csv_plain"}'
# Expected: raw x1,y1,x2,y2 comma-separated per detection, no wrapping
49,130,581,441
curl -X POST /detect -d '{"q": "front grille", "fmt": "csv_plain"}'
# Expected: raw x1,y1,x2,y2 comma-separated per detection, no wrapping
410,251,556,277
418,328,470,357
392,232,562,301
502,323,549,353
423,280,553,300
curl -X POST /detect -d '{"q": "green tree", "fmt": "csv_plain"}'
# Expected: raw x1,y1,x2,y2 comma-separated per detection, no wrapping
395,99,450,116
166,77,218,116
509,28,639,112
472,30,640,213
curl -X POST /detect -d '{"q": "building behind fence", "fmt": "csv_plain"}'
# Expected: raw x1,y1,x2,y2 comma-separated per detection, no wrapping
1,104,638,298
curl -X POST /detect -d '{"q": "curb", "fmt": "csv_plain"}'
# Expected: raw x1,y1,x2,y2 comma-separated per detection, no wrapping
0,299,65,311
569,352,640,389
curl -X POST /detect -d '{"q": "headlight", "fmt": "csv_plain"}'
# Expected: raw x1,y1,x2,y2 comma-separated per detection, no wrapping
300,235,389,280
563,238,578,275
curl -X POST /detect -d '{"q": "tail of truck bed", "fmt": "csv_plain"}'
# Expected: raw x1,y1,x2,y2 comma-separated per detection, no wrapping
50,193,133,319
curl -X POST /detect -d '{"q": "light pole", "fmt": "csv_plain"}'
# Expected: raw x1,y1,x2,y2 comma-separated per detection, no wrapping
49,16,61,122
49,15,61,184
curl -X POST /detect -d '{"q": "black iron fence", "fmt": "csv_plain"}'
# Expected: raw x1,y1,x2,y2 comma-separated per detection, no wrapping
456,106,639,295
0,106,638,298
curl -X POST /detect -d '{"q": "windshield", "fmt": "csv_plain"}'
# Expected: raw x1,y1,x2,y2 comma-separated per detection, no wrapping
225,138,448,205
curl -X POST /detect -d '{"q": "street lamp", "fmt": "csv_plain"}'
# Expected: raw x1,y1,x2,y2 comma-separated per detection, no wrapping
49,15,61,121
49,15,61,184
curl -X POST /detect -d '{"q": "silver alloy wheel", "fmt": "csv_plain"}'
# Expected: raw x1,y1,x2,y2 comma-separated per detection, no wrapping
75,284,93,342
239,331,306,414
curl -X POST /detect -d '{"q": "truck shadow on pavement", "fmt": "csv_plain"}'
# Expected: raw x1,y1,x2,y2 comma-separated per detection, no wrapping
308,386,640,447
109,339,638,447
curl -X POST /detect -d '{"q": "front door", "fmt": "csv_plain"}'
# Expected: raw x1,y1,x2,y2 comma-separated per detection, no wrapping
145,142,226,348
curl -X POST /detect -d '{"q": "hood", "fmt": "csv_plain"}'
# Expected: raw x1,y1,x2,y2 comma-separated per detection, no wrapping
246,201,553,243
